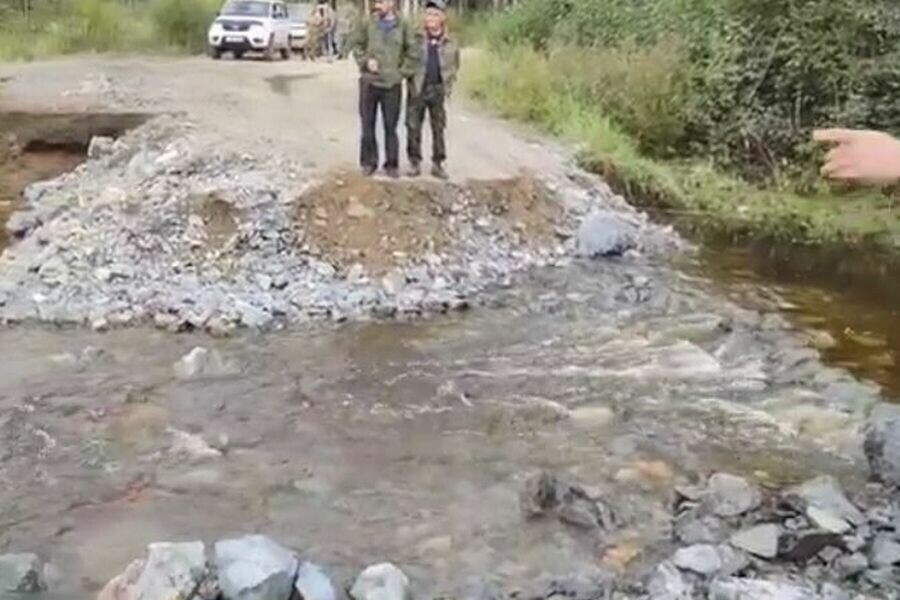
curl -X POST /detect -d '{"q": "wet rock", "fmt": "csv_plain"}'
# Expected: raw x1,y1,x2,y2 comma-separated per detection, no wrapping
519,471,614,531
807,330,838,351
88,135,116,159
862,567,898,588
834,552,868,579
215,535,298,600
647,562,693,599
675,514,728,545
864,403,900,487
869,534,900,568
672,544,747,577
819,582,852,600
574,210,637,258
168,428,222,463
97,542,208,600
173,346,231,379
784,476,864,531
705,473,761,518
234,300,273,329
709,578,818,600
729,524,780,559
350,563,411,600
0,553,45,593
807,506,853,534
294,562,338,600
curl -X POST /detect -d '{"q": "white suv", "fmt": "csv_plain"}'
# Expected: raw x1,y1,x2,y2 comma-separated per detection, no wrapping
208,0,293,60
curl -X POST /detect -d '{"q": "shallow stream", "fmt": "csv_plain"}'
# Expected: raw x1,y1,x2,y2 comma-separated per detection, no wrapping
0,115,896,598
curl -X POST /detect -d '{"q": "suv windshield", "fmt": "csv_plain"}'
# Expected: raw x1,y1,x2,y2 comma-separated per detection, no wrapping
221,0,270,16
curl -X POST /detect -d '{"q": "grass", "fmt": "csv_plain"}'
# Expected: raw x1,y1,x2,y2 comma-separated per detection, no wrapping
0,0,218,62
464,46,900,247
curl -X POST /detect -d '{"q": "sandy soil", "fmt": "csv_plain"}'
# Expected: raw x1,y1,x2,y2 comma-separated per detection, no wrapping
0,54,567,181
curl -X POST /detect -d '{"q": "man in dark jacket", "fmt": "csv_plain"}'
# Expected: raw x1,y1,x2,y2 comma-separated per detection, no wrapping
351,0,419,178
406,0,460,179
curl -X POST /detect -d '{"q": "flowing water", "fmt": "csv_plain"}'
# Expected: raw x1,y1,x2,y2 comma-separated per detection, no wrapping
0,259,874,598
0,116,896,597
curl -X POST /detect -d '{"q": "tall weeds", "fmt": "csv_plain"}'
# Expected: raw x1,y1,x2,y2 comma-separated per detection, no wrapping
0,0,219,60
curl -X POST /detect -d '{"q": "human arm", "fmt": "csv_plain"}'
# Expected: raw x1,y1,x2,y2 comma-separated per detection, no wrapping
814,129,900,183
446,42,461,98
399,22,421,80
350,18,369,71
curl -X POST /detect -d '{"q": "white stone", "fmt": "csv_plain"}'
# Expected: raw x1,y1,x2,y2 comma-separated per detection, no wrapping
350,563,411,600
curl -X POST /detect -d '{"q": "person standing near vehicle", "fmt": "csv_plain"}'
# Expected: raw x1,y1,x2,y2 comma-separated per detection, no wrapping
312,0,336,60
351,0,419,178
406,0,459,179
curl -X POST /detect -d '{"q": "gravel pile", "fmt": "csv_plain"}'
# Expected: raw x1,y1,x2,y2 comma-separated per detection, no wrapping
0,115,677,332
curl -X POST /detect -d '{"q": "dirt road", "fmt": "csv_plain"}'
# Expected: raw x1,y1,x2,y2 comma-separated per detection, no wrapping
0,54,565,181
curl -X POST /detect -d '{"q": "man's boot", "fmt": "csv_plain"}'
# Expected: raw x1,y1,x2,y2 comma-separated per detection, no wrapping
385,166,400,179
431,162,448,180
407,162,422,177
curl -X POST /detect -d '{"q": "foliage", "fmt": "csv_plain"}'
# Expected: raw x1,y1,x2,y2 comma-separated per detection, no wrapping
486,0,900,182
464,46,899,245
0,0,220,60
151,0,220,53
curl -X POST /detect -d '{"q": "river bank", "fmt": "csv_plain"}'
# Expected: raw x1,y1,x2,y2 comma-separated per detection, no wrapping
464,48,900,251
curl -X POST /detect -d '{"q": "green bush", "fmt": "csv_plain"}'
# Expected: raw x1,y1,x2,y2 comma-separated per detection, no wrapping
63,0,124,52
486,0,900,181
151,0,220,52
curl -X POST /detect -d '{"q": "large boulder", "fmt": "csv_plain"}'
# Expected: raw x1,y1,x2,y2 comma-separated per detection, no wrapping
574,210,638,258
173,347,232,380
0,553,45,593
214,535,298,600
864,403,900,486
704,473,761,518
350,563,411,600
783,476,864,534
294,561,339,600
97,542,208,600
672,544,748,577
729,524,779,559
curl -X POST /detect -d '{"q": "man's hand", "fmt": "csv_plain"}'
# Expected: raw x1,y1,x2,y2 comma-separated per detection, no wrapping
366,58,379,73
814,129,900,183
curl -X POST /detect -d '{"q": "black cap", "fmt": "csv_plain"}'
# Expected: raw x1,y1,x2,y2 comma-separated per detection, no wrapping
425,0,446,11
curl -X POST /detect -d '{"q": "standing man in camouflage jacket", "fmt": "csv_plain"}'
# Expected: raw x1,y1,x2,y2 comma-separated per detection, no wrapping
351,0,419,178
406,0,460,179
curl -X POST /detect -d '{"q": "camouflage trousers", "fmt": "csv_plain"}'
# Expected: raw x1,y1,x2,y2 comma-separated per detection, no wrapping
406,83,446,165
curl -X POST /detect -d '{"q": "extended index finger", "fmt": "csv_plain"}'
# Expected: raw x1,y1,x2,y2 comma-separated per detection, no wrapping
813,128,856,144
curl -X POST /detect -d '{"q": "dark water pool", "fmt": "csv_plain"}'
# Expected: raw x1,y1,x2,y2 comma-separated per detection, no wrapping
682,238,900,399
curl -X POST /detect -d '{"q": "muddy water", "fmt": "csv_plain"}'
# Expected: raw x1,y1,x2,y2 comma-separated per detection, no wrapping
0,259,869,598
0,113,894,596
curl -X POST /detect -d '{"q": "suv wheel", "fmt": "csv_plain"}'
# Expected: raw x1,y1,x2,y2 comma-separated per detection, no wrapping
208,45,222,60
280,45,291,60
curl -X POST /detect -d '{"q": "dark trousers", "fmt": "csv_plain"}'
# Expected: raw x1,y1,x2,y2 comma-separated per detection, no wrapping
406,83,447,165
359,80,402,170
